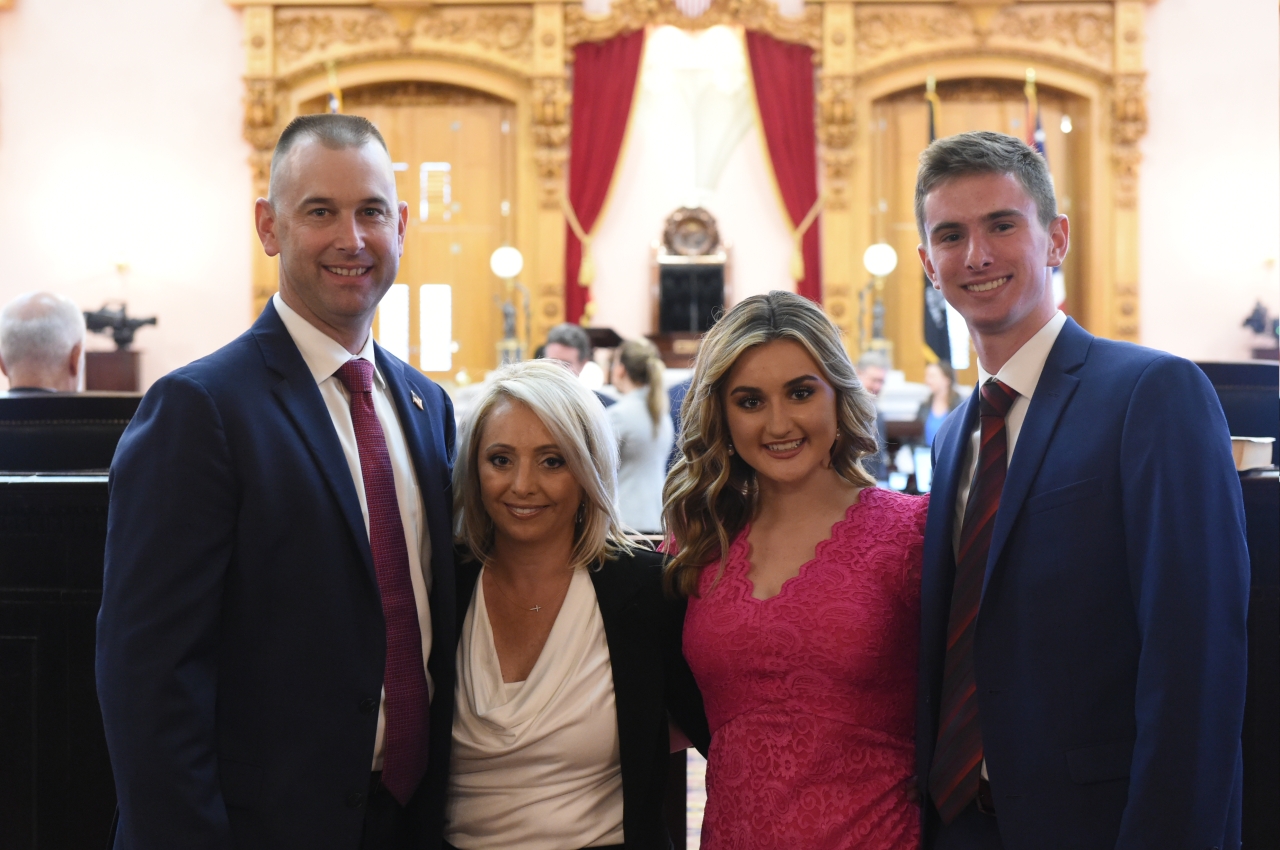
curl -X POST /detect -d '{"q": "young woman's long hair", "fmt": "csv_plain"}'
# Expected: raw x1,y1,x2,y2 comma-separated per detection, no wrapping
662,291,879,596
615,338,667,436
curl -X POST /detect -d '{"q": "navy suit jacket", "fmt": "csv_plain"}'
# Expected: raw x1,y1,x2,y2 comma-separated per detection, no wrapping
97,301,457,849
917,319,1249,849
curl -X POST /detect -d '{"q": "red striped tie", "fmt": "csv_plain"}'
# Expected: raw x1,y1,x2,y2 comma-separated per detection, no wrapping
929,379,1018,824
336,359,429,806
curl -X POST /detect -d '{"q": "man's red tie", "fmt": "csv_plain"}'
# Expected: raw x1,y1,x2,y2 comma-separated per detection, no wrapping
929,379,1018,823
336,359,429,806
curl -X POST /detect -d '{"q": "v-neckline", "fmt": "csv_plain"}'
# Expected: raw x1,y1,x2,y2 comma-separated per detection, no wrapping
737,488,874,603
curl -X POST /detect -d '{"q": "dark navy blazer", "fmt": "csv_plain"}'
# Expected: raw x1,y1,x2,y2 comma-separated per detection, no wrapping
917,318,1250,850
97,301,457,849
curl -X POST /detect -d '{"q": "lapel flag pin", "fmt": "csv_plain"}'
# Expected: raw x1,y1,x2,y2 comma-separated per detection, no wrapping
411,391,423,410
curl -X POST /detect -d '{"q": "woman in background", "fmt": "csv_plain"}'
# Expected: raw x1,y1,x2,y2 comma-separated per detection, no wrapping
446,360,706,850
664,291,927,850
607,338,673,534
917,361,961,447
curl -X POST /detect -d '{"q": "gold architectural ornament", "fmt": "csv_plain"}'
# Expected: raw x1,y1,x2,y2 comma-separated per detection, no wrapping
273,6,535,82
228,0,1152,350
532,76,571,209
1111,73,1147,209
818,74,856,211
565,0,822,51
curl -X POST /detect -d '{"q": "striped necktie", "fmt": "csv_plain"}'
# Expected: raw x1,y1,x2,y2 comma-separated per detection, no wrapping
929,378,1018,823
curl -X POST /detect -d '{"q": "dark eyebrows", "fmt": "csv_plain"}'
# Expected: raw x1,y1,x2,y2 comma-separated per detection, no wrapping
298,195,391,208
482,442,561,453
929,208,1027,238
728,375,821,395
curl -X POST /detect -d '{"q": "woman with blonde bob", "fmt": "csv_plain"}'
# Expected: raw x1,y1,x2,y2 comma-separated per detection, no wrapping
446,360,707,850
664,291,928,850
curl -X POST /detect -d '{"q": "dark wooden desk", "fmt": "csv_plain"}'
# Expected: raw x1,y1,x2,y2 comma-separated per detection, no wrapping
0,474,115,849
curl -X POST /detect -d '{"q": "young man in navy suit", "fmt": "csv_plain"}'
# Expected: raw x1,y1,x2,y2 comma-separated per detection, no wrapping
97,114,456,849
913,131,1249,850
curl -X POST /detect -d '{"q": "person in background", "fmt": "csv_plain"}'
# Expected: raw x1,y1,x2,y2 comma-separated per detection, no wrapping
664,290,928,850
914,130,1247,849
607,338,673,534
854,350,889,482
542,321,614,408
916,361,961,447
445,360,707,850
98,114,458,849
665,375,692,471
0,291,86,393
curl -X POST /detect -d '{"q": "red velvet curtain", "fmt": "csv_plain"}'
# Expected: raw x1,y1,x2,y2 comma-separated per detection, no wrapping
565,30,646,324
745,30,822,303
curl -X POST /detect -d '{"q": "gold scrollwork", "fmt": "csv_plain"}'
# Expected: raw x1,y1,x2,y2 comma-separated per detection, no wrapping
1111,73,1146,209
565,0,821,53
855,8,973,63
274,8,534,73
532,76,571,209
991,7,1113,66
243,78,280,153
817,73,855,211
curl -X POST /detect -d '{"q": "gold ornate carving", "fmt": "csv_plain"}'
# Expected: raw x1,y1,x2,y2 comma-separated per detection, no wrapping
532,75,570,209
565,0,821,52
1111,72,1146,209
818,74,855,211
855,7,973,63
274,7,534,79
243,78,280,153
855,4,1114,78
341,80,508,107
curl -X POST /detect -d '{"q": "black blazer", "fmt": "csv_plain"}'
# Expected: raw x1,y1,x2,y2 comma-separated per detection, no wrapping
454,546,709,850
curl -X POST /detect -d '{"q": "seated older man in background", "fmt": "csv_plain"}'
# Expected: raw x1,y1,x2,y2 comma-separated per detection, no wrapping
0,291,86,393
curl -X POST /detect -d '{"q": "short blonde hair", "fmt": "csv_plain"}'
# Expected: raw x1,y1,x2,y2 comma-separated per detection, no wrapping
453,360,634,571
663,291,878,596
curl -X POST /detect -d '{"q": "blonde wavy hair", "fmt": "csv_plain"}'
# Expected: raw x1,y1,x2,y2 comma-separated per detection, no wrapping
453,360,634,571
662,291,879,596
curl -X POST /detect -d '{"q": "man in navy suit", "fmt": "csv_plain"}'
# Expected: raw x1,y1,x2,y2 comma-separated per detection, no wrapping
97,114,456,849
913,131,1249,849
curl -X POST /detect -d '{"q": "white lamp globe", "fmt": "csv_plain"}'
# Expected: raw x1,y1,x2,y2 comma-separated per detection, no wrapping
489,246,524,279
863,243,898,277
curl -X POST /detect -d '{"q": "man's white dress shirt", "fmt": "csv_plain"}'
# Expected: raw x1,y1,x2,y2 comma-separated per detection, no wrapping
274,293,433,770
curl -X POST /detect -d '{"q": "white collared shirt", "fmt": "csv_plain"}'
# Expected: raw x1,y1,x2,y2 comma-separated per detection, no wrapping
273,293,433,770
952,309,1068,557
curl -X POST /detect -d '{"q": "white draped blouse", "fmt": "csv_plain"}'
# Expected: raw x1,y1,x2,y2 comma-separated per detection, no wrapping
445,567,625,849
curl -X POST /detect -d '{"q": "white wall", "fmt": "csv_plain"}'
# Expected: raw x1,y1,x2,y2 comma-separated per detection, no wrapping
1140,0,1280,361
0,0,251,389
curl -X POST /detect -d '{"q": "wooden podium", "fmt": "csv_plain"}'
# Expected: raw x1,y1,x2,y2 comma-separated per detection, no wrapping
650,207,728,369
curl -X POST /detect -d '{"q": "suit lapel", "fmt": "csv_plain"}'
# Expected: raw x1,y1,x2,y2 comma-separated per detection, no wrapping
981,319,1092,599
376,346,451,556
253,301,376,582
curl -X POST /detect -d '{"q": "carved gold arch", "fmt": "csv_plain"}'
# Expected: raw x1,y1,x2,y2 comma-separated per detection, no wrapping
229,0,1149,355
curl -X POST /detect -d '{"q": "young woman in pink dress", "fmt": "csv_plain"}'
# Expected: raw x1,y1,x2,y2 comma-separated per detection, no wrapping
664,291,927,850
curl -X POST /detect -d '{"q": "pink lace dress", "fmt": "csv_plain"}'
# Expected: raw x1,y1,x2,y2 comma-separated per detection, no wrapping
684,487,928,850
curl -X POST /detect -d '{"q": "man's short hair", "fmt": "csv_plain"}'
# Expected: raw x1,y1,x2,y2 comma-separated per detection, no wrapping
0,292,86,371
268,114,390,201
543,323,592,364
855,350,889,373
914,130,1057,241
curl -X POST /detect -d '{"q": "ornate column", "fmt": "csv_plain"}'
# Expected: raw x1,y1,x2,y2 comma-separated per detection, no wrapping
530,0,569,340
818,0,857,348
242,5,280,317
1110,0,1147,342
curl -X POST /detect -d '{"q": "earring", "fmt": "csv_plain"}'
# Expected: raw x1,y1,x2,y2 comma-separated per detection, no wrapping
575,502,586,524
727,442,735,456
